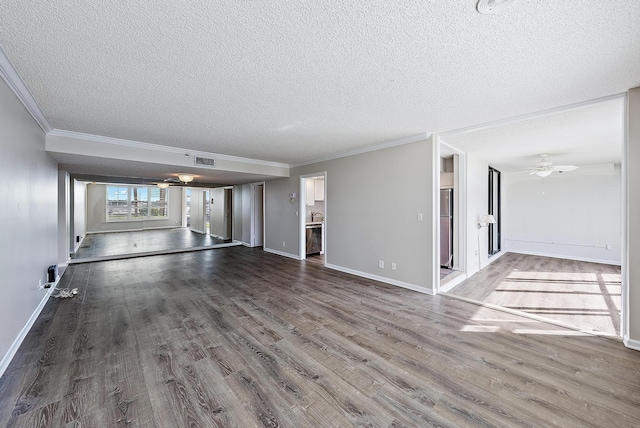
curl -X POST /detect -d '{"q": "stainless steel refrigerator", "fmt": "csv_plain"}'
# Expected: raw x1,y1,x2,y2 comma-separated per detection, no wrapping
440,189,453,268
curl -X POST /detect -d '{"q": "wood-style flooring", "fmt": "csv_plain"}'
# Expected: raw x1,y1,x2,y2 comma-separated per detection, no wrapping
73,228,229,260
1,247,639,427
446,253,621,336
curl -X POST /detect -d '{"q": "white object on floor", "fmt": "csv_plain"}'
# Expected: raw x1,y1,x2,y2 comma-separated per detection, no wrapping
51,287,78,298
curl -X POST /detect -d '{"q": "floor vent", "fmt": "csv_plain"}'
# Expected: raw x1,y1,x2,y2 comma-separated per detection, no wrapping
194,156,216,168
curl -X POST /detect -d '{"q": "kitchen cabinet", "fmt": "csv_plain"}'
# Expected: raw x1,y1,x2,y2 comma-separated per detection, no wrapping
440,173,453,189
306,179,315,206
314,179,325,201
306,225,322,255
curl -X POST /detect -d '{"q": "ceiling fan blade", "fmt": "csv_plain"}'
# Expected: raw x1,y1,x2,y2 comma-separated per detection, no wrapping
528,171,537,175
550,165,578,172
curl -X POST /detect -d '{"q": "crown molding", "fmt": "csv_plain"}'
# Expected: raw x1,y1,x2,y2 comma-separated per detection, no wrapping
0,46,52,133
290,132,431,168
47,129,290,169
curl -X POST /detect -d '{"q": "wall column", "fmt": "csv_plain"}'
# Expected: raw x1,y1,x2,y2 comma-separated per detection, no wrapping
626,87,640,349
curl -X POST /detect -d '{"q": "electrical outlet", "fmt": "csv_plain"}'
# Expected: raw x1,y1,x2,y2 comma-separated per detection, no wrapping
378,260,384,269
283,241,286,247
38,279,43,290
417,213,423,222
391,263,397,271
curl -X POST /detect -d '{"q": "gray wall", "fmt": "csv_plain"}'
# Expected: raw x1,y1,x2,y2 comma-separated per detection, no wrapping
264,138,437,293
0,77,58,364
85,184,183,233
189,188,205,234
233,185,243,241
241,184,252,244
58,171,70,266
628,87,640,347
210,187,228,239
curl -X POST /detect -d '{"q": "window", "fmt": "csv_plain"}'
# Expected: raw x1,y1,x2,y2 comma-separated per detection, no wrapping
107,186,169,221
149,187,169,218
488,166,501,255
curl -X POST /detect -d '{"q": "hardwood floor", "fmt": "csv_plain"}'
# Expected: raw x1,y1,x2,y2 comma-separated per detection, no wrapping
1,247,639,427
446,253,622,336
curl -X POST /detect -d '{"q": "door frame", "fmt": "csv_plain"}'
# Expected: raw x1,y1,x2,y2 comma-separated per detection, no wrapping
437,139,468,293
299,172,327,262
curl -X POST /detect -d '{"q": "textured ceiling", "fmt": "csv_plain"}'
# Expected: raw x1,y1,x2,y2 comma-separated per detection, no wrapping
1,0,639,168
441,97,625,173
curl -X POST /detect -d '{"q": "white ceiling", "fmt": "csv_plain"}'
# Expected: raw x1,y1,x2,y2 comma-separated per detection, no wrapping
0,1,639,181
441,96,626,173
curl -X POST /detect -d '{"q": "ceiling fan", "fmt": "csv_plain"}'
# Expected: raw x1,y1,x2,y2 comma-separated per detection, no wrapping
527,153,578,177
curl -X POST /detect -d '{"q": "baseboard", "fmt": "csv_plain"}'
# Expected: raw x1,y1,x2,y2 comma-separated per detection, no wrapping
624,337,640,352
487,250,507,264
263,247,302,260
325,263,433,295
0,275,60,379
439,272,467,293
506,250,621,266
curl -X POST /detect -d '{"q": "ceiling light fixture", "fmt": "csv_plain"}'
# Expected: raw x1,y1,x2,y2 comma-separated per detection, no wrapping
157,182,170,189
535,170,553,178
178,173,194,183
476,0,518,14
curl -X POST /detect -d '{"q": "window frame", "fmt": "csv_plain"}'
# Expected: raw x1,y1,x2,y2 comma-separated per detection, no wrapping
106,185,169,222
488,166,501,255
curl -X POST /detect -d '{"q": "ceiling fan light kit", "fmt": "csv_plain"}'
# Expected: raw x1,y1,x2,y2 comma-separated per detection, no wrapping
527,153,578,177
178,173,194,183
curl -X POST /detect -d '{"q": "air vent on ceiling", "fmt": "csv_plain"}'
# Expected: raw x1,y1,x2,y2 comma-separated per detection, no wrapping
194,156,216,168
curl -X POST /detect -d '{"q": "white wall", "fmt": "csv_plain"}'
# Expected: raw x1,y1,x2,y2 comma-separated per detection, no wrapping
85,184,183,233
466,153,492,274
505,168,622,264
0,77,58,368
264,138,437,293
72,179,86,250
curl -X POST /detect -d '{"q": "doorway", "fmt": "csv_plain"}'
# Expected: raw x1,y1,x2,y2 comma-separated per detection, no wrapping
299,173,326,263
438,143,467,292
436,95,625,338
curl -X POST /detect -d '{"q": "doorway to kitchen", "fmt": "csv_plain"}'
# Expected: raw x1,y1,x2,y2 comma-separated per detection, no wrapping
438,142,467,292
300,173,326,264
